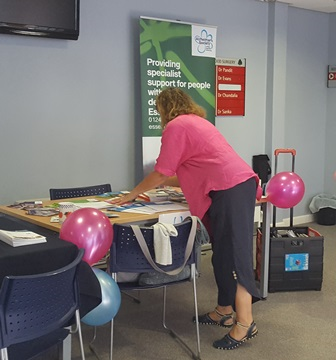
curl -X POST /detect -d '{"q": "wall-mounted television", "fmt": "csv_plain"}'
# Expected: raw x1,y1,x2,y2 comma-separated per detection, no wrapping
0,0,80,40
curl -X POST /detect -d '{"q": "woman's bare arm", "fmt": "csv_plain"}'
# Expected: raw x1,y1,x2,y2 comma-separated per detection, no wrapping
163,175,180,187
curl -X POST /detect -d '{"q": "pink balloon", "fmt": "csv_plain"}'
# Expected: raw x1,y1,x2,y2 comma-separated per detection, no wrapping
266,172,305,209
60,208,113,266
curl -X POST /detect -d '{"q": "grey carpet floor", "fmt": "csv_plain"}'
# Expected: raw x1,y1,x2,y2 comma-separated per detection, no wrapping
37,222,335,360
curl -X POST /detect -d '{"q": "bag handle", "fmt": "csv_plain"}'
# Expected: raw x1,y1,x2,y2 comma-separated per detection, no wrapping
130,216,197,276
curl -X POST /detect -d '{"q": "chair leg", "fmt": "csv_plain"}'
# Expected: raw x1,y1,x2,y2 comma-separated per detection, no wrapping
161,266,201,360
61,331,72,360
110,318,115,360
112,272,141,304
0,348,9,360
191,265,201,357
75,310,86,360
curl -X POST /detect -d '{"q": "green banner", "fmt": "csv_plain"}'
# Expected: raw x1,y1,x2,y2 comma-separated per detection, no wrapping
139,17,217,171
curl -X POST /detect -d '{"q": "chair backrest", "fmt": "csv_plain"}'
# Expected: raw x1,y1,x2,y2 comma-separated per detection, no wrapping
49,183,112,200
110,219,196,274
0,248,84,348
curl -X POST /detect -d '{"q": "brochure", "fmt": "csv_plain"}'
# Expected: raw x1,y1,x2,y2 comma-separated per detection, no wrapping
0,229,47,247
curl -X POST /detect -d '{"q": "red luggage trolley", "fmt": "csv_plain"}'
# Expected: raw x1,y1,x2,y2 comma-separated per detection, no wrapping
256,149,324,292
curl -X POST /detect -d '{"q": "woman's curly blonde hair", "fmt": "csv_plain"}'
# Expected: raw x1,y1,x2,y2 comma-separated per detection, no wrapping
156,87,206,127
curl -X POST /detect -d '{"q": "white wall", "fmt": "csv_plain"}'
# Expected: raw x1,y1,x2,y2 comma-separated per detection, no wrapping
0,0,333,222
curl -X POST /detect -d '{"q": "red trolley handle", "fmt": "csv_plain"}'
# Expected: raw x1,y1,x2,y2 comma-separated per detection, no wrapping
274,148,297,156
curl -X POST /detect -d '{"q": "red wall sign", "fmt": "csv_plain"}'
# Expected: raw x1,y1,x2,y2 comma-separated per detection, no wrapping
215,58,246,116
328,65,336,88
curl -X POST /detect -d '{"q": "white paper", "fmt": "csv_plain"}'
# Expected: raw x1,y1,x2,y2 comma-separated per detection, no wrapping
71,201,112,209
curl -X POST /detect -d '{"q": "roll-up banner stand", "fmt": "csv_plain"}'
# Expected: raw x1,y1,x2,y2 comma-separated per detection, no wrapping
139,16,217,174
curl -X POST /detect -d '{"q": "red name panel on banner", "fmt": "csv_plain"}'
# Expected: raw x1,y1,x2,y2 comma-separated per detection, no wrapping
217,74,245,84
217,92,245,101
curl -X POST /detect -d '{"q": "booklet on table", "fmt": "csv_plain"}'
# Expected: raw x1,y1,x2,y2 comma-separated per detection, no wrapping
0,229,47,247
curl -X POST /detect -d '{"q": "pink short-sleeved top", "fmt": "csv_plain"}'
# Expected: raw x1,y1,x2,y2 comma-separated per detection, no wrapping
154,114,260,219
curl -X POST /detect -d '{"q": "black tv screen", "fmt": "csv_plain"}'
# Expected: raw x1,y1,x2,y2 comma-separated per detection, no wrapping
0,0,80,40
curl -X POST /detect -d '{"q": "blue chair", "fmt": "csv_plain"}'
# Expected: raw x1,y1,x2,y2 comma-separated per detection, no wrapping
0,249,86,360
108,218,201,360
49,184,112,200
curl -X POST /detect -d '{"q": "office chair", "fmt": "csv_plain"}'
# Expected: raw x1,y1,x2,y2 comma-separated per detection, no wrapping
49,183,112,200
108,217,201,360
0,249,86,360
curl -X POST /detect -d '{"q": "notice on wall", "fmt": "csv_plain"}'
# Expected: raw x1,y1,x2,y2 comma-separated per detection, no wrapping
215,58,246,116
327,65,336,88
139,17,217,174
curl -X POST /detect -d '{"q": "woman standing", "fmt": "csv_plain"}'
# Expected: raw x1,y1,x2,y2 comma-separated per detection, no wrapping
112,87,261,350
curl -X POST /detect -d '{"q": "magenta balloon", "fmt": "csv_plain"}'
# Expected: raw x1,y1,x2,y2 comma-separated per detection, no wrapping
266,172,305,209
60,208,113,266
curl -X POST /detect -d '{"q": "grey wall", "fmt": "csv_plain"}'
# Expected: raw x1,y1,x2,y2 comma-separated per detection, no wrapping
326,14,336,195
285,8,329,217
0,0,335,222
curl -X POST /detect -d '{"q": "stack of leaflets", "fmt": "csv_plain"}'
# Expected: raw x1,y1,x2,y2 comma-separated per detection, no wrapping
0,229,47,247
7,201,60,216
110,201,187,214
163,189,186,202
26,208,59,216
8,201,43,210
141,190,169,202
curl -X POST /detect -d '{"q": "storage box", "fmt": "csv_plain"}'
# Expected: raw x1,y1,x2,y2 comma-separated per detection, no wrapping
256,226,324,292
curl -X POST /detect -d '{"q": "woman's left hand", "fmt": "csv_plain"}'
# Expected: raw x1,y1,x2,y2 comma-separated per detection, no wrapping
108,192,136,206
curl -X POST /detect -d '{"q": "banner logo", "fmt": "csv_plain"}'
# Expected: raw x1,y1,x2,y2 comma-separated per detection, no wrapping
192,25,217,58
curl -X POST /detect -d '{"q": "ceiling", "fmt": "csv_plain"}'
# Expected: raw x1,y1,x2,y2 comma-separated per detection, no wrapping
258,0,336,13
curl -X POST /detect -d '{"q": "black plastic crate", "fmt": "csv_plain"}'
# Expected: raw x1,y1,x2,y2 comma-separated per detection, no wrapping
256,226,324,292
316,207,336,225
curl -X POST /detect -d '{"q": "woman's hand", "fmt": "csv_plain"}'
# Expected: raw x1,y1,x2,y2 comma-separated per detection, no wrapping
108,171,169,207
108,192,136,206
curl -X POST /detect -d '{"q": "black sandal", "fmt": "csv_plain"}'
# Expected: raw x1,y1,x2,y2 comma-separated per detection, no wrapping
213,320,258,350
193,308,233,328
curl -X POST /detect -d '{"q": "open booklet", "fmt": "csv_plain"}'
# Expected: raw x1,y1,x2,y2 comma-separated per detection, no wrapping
0,229,47,247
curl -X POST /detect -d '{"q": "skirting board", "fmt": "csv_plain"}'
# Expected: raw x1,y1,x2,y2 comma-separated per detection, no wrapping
275,213,314,227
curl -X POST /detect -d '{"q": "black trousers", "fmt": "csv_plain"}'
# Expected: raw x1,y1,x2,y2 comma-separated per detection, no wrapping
208,178,260,308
